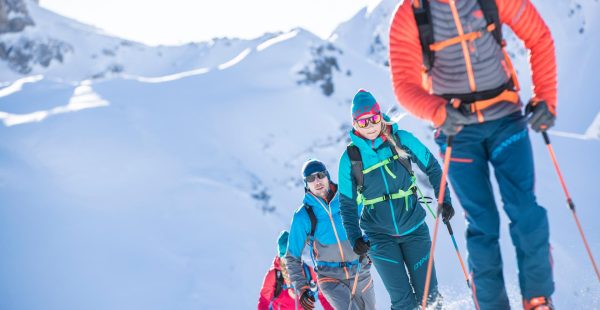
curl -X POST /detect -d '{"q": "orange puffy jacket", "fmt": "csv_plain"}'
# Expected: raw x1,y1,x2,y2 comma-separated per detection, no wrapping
389,0,557,126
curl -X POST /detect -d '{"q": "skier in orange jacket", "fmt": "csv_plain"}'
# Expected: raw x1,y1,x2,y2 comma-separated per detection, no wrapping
389,0,556,309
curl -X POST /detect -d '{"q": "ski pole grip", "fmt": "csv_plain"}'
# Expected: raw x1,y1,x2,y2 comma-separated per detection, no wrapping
447,135,455,147
542,131,550,145
567,198,575,211
445,221,454,235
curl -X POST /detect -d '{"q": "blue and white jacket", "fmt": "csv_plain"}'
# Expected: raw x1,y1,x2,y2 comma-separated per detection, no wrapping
285,184,366,291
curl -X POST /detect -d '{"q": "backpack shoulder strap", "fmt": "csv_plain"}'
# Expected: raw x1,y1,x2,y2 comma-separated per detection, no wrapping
390,133,414,176
302,262,313,283
413,0,502,71
477,0,503,45
273,269,284,299
412,0,435,71
303,204,317,238
347,144,364,194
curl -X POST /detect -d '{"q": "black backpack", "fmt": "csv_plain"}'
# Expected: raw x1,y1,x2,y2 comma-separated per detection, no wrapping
273,263,313,299
413,0,502,71
273,270,284,299
303,204,318,239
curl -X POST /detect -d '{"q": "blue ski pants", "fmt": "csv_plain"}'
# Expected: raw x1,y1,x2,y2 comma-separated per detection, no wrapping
435,112,554,309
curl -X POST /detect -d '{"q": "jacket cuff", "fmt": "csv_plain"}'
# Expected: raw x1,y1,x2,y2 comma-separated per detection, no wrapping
432,102,447,127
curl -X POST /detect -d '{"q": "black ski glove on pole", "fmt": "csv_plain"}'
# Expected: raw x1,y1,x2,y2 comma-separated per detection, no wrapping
525,99,555,132
353,237,370,256
439,99,468,136
299,289,315,310
439,202,455,224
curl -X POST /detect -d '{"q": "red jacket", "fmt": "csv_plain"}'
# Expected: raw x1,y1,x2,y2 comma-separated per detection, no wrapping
389,0,557,126
258,257,333,310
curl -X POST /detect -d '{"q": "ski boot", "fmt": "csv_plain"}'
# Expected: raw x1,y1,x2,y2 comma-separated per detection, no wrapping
523,296,553,310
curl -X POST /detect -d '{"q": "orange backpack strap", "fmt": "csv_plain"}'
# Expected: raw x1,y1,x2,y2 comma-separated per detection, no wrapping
413,0,503,71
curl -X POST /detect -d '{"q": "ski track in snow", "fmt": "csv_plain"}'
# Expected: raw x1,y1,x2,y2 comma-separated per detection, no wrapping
0,80,109,126
0,75,44,97
121,67,211,84
256,29,299,51
217,48,251,70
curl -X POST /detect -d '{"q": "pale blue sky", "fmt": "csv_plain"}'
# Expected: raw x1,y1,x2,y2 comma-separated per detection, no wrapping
40,0,380,46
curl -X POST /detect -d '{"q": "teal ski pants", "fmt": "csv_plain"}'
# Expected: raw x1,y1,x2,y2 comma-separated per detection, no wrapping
368,223,440,309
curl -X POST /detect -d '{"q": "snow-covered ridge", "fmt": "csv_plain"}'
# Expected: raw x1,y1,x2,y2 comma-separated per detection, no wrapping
0,0,290,82
0,24,348,127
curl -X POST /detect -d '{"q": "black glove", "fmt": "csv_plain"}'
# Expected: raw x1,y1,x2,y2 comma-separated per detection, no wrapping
439,202,455,224
525,99,555,132
439,99,468,136
299,289,315,310
353,237,370,255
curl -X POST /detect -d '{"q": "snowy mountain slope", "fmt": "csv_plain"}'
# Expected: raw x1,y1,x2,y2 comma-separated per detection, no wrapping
1,0,599,309
329,0,397,67
0,0,282,82
0,28,385,309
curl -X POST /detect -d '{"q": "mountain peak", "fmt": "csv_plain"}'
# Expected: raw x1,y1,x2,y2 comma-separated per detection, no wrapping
0,0,36,34
328,0,397,66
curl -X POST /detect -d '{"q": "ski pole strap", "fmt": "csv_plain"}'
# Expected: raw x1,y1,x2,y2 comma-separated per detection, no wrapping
316,259,360,269
416,185,436,218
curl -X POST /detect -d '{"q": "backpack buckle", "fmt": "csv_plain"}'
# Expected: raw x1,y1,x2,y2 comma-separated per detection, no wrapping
456,101,474,116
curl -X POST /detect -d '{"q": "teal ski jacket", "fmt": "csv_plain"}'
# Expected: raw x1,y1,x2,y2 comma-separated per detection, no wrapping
338,116,451,244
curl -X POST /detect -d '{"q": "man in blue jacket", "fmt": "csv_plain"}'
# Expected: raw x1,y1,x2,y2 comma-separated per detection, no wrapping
285,159,376,310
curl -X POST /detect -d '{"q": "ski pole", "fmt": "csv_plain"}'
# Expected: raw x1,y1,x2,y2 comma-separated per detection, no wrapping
445,221,481,310
348,254,364,310
418,187,470,284
420,183,480,309
542,132,600,281
422,135,453,309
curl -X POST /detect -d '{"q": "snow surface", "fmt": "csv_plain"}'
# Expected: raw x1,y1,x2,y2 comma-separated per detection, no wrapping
0,0,599,309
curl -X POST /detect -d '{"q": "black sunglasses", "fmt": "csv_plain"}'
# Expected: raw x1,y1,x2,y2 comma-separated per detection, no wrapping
305,171,328,183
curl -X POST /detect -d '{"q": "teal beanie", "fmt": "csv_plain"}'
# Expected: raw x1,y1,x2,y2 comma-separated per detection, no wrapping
351,89,381,119
277,230,289,257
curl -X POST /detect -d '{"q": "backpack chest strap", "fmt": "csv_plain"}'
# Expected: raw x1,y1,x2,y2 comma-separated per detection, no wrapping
362,155,400,175
429,24,497,53
358,174,417,210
